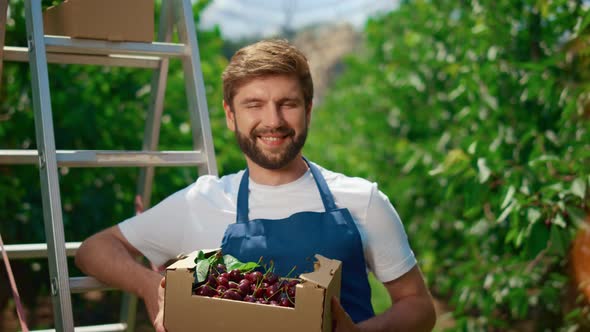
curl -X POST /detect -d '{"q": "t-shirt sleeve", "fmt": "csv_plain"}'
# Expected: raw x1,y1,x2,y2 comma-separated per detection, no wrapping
364,184,417,282
118,186,193,267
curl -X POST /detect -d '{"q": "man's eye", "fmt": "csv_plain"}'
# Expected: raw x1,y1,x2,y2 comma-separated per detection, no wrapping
246,103,261,109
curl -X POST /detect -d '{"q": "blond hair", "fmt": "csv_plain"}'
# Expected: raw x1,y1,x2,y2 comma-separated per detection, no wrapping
222,39,313,109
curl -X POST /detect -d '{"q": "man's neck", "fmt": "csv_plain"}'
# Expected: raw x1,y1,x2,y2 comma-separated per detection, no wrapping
245,156,308,186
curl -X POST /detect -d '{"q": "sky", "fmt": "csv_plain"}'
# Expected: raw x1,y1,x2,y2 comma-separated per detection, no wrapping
199,0,399,40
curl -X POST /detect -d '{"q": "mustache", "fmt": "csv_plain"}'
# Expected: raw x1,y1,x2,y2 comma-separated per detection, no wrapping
251,126,295,137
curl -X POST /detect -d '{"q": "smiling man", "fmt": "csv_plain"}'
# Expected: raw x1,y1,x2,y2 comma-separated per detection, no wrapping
75,39,436,332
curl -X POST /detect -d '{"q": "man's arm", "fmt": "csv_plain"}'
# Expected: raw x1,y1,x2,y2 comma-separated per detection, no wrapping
75,226,163,325
361,265,436,331
333,265,436,332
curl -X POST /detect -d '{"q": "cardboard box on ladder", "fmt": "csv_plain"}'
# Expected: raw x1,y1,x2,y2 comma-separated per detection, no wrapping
43,0,154,42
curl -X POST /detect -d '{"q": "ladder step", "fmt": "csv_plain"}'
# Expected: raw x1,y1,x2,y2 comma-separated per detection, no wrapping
3,46,160,68
70,276,114,293
1,242,80,259
0,150,206,167
1,244,115,293
31,323,127,332
45,35,186,57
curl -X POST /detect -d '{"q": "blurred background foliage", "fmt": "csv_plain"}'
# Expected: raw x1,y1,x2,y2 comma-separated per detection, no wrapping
1,0,590,331
306,0,590,330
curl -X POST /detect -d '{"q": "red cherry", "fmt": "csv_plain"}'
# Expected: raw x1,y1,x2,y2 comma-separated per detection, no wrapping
279,298,293,307
264,272,278,285
265,283,280,300
216,285,227,294
247,271,263,283
252,287,265,298
216,276,229,288
228,281,239,290
238,279,251,295
229,269,244,282
244,295,257,302
222,290,243,301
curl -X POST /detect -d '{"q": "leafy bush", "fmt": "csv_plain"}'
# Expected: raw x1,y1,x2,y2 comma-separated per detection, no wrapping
306,0,590,330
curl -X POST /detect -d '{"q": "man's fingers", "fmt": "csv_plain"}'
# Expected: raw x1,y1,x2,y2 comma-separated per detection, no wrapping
331,297,359,332
155,276,168,332
331,296,347,320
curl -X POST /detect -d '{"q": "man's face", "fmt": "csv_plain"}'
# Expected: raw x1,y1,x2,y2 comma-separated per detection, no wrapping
223,75,311,170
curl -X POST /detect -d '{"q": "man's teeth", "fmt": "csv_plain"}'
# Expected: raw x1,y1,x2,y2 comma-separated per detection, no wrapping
260,137,281,141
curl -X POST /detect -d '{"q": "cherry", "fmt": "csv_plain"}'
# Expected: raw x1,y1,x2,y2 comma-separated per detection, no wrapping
238,279,251,295
207,275,218,287
244,295,257,302
287,286,296,298
216,276,229,288
279,298,293,307
195,284,216,297
216,285,227,294
246,271,263,284
222,290,243,301
228,281,239,290
229,269,243,282
252,287,265,298
265,283,280,300
264,272,279,285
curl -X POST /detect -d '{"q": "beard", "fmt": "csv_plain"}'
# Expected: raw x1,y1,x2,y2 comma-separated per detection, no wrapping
234,123,308,170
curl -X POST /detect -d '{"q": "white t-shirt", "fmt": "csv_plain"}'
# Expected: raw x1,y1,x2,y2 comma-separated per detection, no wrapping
119,161,416,283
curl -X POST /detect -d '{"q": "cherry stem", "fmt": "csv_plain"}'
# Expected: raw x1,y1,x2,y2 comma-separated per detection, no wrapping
284,265,297,279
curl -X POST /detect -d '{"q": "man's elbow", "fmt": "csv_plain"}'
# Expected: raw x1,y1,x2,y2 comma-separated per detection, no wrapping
75,235,95,274
422,295,437,332
75,228,112,274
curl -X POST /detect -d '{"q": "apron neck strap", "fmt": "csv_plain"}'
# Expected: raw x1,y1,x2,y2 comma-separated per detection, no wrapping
236,157,338,224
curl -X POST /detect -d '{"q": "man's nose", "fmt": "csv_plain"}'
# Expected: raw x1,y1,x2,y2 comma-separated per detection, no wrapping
262,104,283,127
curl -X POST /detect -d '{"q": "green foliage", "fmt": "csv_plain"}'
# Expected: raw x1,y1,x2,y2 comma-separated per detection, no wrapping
306,0,590,329
0,0,244,299
0,0,243,243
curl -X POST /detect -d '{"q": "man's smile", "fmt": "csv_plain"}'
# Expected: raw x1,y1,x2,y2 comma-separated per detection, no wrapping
258,134,289,147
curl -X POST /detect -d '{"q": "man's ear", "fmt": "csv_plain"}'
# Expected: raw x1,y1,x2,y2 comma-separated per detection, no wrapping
306,101,313,127
223,100,236,132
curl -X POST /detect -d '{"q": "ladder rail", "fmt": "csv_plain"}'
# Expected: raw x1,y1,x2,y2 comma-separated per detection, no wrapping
0,0,8,88
24,1,74,330
122,2,176,330
176,0,218,177
137,0,175,208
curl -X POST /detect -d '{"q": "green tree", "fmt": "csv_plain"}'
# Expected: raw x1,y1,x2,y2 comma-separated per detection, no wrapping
0,0,239,327
306,0,590,330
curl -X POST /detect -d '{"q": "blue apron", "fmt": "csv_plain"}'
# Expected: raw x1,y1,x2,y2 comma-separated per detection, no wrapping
220,158,375,323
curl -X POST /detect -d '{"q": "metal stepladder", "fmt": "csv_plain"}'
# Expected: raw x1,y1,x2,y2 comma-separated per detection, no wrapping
0,0,218,330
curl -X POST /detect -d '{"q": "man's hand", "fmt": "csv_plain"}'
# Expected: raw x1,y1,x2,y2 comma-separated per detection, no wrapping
153,277,167,332
332,297,360,332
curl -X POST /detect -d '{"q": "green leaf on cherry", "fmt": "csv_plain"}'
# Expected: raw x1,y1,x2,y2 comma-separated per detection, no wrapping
194,250,210,283
223,254,259,272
